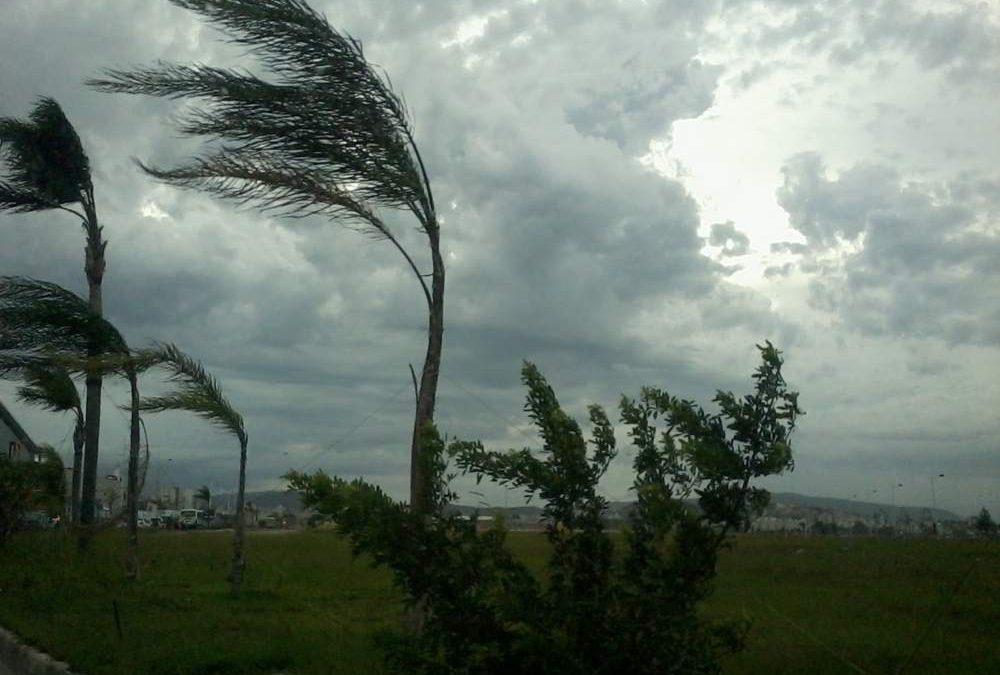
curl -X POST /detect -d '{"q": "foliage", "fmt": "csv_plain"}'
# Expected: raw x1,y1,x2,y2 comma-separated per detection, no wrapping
136,342,246,448
0,448,65,545
90,0,445,513
290,343,802,674
0,97,106,527
195,485,212,507
974,508,997,538
0,276,127,360
136,341,250,592
7,362,86,522
0,97,90,212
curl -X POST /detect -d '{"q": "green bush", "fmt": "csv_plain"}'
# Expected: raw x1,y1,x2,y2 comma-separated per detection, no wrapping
288,343,802,674
0,448,65,544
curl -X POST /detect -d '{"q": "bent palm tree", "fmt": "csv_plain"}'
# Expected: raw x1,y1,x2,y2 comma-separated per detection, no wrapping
0,98,108,524
0,276,144,577
195,485,211,510
90,0,444,514
137,343,249,594
0,362,85,523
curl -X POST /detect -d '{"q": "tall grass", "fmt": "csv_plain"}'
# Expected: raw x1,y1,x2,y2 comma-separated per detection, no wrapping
0,530,996,674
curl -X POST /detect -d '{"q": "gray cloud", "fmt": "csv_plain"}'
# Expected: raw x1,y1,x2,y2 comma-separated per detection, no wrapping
722,0,1000,87
778,154,1000,345
2,0,996,516
708,221,751,257
1,0,796,505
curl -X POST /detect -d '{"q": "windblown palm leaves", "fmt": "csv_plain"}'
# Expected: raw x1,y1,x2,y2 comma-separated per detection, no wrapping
0,99,106,525
13,364,82,416
91,0,446,514
0,276,126,359
0,276,144,574
137,343,246,448
137,342,250,593
89,0,436,238
0,97,92,212
8,364,86,523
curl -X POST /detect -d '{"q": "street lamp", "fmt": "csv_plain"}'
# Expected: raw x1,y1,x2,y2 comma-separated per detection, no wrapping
930,473,944,512
930,473,944,536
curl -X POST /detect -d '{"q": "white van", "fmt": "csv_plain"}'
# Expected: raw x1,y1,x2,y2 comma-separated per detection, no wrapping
178,508,204,529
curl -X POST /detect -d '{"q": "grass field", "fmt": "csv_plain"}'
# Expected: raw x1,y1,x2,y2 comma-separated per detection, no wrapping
0,530,996,674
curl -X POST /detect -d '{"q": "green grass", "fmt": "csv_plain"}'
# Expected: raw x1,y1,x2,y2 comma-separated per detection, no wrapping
0,530,997,674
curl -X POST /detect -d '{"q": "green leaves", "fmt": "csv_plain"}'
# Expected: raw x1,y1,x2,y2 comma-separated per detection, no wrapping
89,0,434,234
289,346,802,674
0,276,128,361
0,97,91,213
15,364,82,417
135,342,247,448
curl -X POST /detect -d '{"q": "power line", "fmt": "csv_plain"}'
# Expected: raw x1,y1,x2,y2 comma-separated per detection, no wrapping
296,378,410,472
441,370,538,445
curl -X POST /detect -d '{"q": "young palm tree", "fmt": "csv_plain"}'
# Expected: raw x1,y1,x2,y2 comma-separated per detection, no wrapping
90,0,444,514
0,276,144,577
0,362,85,523
0,98,108,524
136,342,249,593
195,485,211,510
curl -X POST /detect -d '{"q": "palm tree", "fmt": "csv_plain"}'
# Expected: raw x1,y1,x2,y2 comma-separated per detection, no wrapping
0,276,144,577
90,0,444,514
0,98,109,524
0,361,85,523
136,342,249,594
195,485,211,510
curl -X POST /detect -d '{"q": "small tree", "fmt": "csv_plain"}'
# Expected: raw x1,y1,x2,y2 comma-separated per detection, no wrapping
974,507,997,538
289,343,802,674
137,343,249,593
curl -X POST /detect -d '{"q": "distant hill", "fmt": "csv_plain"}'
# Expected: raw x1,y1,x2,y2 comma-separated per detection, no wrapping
216,489,961,523
767,492,958,522
212,490,304,514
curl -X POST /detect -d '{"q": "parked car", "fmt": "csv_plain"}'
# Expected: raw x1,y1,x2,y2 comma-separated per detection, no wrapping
178,508,205,529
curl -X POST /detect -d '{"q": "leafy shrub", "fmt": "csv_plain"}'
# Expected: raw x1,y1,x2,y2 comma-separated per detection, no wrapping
288,342,801,674
0,447,65,544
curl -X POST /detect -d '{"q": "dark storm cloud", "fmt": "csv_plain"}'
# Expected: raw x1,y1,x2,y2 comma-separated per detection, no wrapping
777,153,1000,345
2,0,800,501
8,0,991,515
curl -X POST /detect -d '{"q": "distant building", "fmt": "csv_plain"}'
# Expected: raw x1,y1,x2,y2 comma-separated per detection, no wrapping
156,486,194,509
0,398,42,463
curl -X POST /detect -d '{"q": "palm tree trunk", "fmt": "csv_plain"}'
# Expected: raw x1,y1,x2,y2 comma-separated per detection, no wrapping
79,196,106,525
408,227,444,515
71,416,84,524
229,438,248,594
125,371,141,580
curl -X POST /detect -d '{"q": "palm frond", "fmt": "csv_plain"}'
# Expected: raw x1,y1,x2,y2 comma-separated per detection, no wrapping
0,97,90,212
88,0,435,233
15,363,81,416
136,150,385,227
137,342,247,446
0,276,128,357
0,181,52,212
0,351,59,378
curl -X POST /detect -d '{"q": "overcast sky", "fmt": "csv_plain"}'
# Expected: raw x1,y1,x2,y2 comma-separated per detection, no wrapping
1,0,997,516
